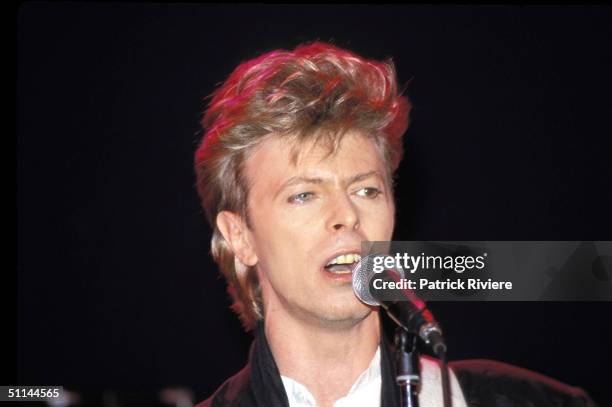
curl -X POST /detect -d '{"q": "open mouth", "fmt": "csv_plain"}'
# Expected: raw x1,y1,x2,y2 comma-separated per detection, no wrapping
323,253,361,274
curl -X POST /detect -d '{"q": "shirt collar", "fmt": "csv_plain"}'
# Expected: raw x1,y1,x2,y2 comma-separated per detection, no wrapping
280,346,382,406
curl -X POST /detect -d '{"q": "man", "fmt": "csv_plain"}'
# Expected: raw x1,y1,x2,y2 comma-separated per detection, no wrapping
194,42,595,407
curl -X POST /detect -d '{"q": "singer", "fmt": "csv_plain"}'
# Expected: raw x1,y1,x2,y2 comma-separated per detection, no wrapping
193,42,596,407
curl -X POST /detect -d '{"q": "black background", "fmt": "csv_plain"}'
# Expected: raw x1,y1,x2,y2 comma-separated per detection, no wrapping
17,4,612,406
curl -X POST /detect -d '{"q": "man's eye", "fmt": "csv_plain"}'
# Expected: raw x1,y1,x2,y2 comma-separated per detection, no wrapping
356,187,381,198
288,192,315,204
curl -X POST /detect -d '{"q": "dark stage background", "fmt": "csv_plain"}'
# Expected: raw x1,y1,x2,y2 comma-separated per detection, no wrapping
17,4,612,406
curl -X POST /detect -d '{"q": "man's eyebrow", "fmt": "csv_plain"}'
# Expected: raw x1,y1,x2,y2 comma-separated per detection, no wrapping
274,171,383,199
346,170,380,185
275,176,323,199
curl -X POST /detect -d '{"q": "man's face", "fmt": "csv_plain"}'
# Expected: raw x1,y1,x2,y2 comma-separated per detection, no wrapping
242,131,395,327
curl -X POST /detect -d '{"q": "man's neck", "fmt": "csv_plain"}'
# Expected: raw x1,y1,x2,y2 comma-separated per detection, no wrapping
264,310,381,407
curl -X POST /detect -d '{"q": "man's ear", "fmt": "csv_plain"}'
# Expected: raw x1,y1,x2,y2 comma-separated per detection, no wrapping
216,211,258,267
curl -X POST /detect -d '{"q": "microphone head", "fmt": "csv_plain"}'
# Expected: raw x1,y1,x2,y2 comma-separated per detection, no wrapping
352,254,403,306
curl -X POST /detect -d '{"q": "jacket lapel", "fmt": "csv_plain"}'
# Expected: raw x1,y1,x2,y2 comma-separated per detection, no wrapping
249,322,291,407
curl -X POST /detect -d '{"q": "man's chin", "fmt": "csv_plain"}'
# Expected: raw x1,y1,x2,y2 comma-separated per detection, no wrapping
307,300,376,329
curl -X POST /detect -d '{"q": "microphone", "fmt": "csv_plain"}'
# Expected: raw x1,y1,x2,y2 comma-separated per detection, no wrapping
352,254,447,357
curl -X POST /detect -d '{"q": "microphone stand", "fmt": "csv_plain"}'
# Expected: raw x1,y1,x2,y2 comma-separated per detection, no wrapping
352,256,451,407
394,327,420,407
382,301,452,407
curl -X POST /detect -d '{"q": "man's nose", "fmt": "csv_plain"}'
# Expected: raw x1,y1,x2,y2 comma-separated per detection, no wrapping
326,192,360,232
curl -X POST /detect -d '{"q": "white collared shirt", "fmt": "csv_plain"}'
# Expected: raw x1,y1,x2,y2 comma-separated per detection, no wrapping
280,347,468,407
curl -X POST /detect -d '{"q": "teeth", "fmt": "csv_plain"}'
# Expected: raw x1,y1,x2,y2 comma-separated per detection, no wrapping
326,253,361,266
